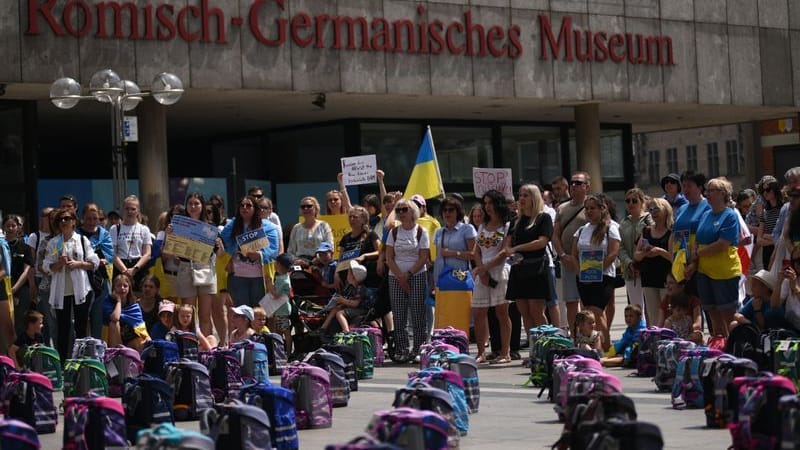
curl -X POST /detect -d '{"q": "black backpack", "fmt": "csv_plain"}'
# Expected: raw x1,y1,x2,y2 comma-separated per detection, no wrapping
123,373,175,442
574,419,663,450
725,324,763,368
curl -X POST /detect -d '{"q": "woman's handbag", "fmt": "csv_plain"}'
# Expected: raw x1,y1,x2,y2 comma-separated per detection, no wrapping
437,265,475,291
191,262,215,287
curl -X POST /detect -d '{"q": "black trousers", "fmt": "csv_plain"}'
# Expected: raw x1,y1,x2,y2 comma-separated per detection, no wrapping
488,301,522,353
55,295,90,363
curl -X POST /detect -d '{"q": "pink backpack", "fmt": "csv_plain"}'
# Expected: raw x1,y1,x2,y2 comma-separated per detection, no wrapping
281,362,332,429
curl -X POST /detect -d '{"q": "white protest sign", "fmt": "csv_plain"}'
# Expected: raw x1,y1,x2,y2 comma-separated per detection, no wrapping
473,167,514,200
341,155,377,186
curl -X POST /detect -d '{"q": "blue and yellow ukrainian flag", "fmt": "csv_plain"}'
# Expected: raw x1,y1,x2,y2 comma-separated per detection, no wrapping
405,127,444,200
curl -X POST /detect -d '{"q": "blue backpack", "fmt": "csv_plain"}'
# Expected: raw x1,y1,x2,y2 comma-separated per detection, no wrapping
232,340,269,385
394,382,461,448
366,407,449,450
0,372,57,434
671,348,724,409
165,361,214,421
408,367,469,436
141,340,180,379
0,418,40,450
134,423,214,449
123,374,175,442
240,382,300,450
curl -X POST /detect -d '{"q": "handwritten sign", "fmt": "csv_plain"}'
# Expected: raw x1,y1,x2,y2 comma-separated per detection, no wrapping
341,155,377,186
163,216,218,262
236,228,270,254
473,167,513,200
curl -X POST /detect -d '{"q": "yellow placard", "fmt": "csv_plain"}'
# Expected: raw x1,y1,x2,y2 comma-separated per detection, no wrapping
300,214,351,259
163,234,213,263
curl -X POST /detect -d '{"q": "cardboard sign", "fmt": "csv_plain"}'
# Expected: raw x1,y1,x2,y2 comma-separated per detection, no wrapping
579,249,604,283
341,155,377,186
163,215,218,262
236,228,270,254
473,167,513,199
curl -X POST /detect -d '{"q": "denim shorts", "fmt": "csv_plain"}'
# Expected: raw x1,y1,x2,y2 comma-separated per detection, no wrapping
695,273,739,311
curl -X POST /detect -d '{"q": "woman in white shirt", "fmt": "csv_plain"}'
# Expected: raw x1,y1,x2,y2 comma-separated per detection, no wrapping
385,198,431,361
44,207,100,362
110,195,152,292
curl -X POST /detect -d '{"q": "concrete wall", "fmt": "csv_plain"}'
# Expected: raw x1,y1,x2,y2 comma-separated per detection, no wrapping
5,0,800,107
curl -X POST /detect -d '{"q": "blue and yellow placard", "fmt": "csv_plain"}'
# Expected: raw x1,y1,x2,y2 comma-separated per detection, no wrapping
163,215,218,262
579,249,604,283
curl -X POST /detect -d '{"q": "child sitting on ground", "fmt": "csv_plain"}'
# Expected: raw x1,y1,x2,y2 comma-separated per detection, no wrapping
573,310,603,355
172,303,217,350
252,306,270,333
732,269,787,331
266,253,294,353
664,293,704,344
229,305,255,345
601,304,646,367
318,261,369,334
10,310,44,367
150,300,175,340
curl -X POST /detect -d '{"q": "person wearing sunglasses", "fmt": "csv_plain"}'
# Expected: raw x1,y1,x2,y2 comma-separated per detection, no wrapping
672,171,710,295
220,195,280,308
288,196,333,266
617,188,653,322
43,207,100,362
756,177,783,270
385,198,431,361
660,173,687,217
634,197,674,325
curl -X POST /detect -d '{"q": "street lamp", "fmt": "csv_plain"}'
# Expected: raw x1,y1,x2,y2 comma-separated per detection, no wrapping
49,70,184,210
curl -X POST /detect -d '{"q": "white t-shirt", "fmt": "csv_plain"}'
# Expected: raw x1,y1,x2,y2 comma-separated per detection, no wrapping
780,279,800,330
386,225,430,275
574,221,621,277
111,223,153,260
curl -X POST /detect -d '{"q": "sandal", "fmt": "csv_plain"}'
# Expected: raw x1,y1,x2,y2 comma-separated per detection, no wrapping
490,356,512,365
475,355,488,364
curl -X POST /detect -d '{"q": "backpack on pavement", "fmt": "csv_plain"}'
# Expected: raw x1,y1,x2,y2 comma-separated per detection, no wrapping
671,348,724,409
394,382,461,448
103,345,143,397
636,327,678,377
773,339,800,388
167,330,200,362
366,407,449,450
165,360,214,421
408,367,469,437
240,382,300,450
725,324,764,368
553,392,637,450
133,423,215,450
232,339,270,384
701,355,758,428
418,342,460,370
124,373,175,442
22,344,62,390
200,348,243,403
71,337,107,360
430,351,480,413
573,419,664,450
779,393,800,450
141,340,180,379
0,418,40,450
0,371,57,434
252,332,288,375
351,326,385,366
729,374,797,450
551,354,603,410
304,348,351,407
63,358,109,397
62,394,127,450
654,339,696,392
324,435,402,450
281,362,333,429
528,325,570,363
199,400,272,450
0,355,16,386
333,332,374,380
431,327,469,354
323,344,359,392
529,336,573,388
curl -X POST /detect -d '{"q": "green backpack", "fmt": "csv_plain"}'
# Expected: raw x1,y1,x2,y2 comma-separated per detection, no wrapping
63,358,109,397
23,344,63,390
773,339,800,388
529,336,574,387
333,332,374,380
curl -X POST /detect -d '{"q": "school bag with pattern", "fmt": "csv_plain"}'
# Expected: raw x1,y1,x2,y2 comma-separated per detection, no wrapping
725,324,765,369
553,392,638,450
431,327,469,354
232,340,270,384
167,330,200,362
200,348,244,402
560,369,623,423
71,337,107,360
729,374,797,450
671,348,724,409
542,348,600,403
240,382,300,450
778,394,800,450
281,362,333,429
636,327,678,377
22,344,62,390
529,335,574,387
418,342,460,370
351,325,385,366
141,340,180,379
432,351,480,413
124,373,175,442
760,329,799,371
0,418,40,450
366,407,449,450
103,345,143,397
62,394,127,450
528,325,570,362
252,332,288,375
0,371,57,434
199,400,272,450
323,343,359,392
133,423,215,450
701,355,758,428
773,339,800,388
550,354,603,412
304,348,351,407
394,382,461,447
63,358,109,397
408,367,469,436
0,355,16,385
574,419,664,450
324,435,402,450
165,360,214,421
333,332,374,380
653,339,696,392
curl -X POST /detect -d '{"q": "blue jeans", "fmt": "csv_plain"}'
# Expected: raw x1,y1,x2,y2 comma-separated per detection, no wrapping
695,273,739,311
228,275,265,307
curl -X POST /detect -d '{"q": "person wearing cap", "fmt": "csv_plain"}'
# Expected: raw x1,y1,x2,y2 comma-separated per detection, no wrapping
311,241,337,291
106,210,122,230
229,304,255,344
265,253,295,352
410,194,440,337
672,171,710,284
318,261,370,334
150,300,175,340
661,173,687,216
733,269,786,331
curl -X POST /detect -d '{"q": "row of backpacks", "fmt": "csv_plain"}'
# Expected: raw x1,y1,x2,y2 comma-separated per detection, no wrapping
628,324,800,450
324,327,479,450
524,325,665,450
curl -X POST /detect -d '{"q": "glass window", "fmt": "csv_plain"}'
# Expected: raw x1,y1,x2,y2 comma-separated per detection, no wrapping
648,150,661,185
667,147,678,174
707,142,719,178
686,145,698,172
725,140,741,175
269,125,345,182
360,123,422,187
501,126,562,185
431,127,492,184
568,129,625,182
0,106,26,217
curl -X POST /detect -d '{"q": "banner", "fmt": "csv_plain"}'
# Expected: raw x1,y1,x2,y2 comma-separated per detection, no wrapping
473,167,513,200
162,215,217,262
341,154,377,186
236,228,270,254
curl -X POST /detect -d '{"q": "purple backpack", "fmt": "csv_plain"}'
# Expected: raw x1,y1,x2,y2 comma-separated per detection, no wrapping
0,418,40,450
637,327,678,377
62,395,127,450
418,342,459,370
103,345,143,397
432,351,480,413
553,355,603,408
366,407,449,450
671,347,724,410
729,374,797,450
325,435,402,450
281,362,332,429
304,349,350,408
351,326,385,366
200,348,243,402
431,327,469,354
0,355,17,386
0,372,57,434
561,369,623,410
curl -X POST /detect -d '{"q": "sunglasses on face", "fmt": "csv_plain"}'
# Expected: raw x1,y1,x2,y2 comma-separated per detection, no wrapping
395,207,409,214
300,204,314,210
251,193,263,199
570,180,586,186
625,198,639,204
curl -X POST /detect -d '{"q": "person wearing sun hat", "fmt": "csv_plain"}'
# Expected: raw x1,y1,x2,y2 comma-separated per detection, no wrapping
732,269,788,331
229,304,255,344
661,173,687,216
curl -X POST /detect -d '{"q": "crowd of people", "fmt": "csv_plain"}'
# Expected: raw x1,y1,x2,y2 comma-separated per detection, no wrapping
1,165,799,368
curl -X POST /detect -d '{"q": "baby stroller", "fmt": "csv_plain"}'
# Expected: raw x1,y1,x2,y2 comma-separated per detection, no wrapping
289,268,332,357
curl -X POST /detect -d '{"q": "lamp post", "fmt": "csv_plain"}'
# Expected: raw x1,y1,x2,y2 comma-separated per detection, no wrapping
49,70,184,210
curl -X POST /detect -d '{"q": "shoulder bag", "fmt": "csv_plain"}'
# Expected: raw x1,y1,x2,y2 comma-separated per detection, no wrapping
436,228,474,291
